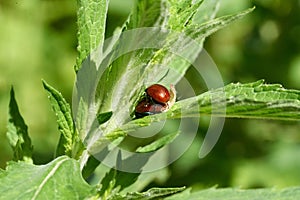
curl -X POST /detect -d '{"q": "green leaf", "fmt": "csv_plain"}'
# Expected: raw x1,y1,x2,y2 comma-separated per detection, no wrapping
76,0,109,71
186,7,255,41
192,0,220,24
0,156,96,199
97,111,113,124
120,168,170,195
109,187,186,200
82,155,101,180
136,131,180,153
167,0,204,31
99,151,142,198
99,167,117,198
108,80,300,137
126,0,219,30
126,0,162,29
165,187,300,200
6,87,33,163
198,80,300,120
42,80,74,157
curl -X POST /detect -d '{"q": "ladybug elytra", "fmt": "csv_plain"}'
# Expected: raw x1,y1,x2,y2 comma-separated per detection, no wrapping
134,98,167,118
135,84,176,119
146,84,170,104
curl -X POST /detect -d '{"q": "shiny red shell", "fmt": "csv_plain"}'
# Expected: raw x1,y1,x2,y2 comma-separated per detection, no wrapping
146,84,170,104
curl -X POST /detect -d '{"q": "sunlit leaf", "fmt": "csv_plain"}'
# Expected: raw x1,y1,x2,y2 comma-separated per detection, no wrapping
0,156,96,199
76,0,109,71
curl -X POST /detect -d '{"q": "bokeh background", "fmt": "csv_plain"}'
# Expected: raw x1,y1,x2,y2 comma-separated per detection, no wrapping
0,0,300,189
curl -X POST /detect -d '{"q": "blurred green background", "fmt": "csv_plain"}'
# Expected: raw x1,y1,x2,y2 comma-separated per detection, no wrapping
0,0,299,189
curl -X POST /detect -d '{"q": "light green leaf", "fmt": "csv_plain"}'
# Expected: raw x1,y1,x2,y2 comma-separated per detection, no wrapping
76,0,109,71
0,156,96,200
109,187,186,200
136,131,180,153
165,187,300,200
6,87,33,163
42,80,74,157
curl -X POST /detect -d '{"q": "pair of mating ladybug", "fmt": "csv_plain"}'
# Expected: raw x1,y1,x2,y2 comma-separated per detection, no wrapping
135,84,176,118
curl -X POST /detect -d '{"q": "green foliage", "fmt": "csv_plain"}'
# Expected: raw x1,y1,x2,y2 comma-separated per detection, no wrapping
83,1,254,155
1,0,300,199
0,156,96,200
6,88,33,163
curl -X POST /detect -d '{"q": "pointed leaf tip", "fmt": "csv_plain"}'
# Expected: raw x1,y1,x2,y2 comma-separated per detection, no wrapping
7,87,33,163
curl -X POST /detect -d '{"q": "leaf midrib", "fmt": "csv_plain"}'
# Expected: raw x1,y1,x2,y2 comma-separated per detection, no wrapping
31,157,69,200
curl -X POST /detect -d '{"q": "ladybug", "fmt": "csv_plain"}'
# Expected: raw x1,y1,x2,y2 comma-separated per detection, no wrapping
146,84,170,104
135,98,167,118
134,84,176,119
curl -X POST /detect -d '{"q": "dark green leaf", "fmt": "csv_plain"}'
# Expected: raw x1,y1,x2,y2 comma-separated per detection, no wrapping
6,87,33,163
97,111,113,124
82,155,101,180
99,167,117,198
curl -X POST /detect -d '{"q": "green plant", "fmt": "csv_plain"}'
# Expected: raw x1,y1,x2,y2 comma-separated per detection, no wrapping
1,0,300,199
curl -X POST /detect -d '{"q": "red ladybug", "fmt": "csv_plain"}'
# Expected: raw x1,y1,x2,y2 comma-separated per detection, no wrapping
135,98,167,118
135,84,176,119
146,84,170,104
